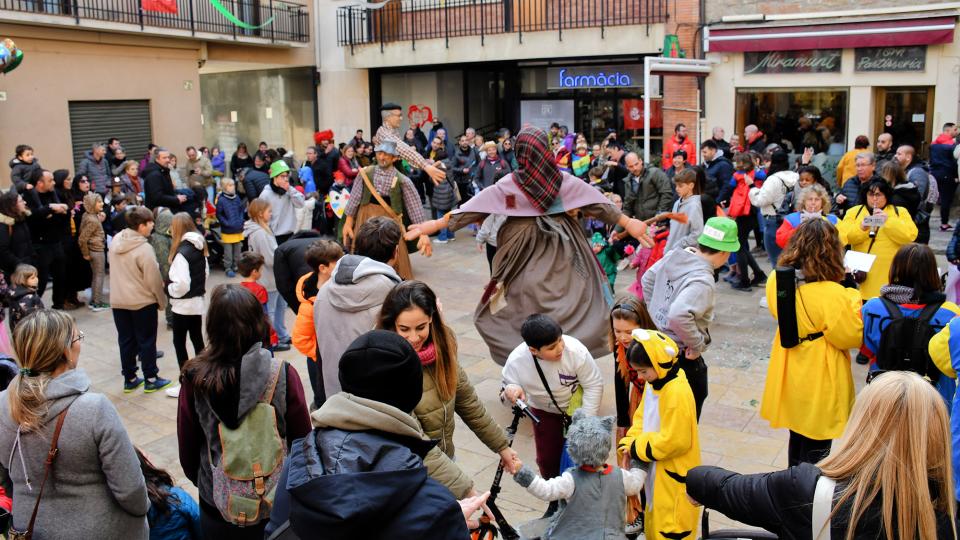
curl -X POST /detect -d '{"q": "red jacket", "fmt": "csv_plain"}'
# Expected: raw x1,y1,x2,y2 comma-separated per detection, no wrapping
663,135,698,169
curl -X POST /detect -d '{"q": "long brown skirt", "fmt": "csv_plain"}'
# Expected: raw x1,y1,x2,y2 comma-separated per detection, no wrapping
354,202,413,280
472,213,612,364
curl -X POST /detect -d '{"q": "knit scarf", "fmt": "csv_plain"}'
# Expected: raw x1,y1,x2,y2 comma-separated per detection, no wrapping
880,284,915,304
417,341,437,366
513,127,563,212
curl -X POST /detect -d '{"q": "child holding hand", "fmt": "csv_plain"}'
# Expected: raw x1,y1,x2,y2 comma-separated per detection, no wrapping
238,251,278,351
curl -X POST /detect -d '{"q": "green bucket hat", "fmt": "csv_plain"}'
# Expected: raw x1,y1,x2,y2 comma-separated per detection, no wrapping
698,217,740,252
269,160,291,179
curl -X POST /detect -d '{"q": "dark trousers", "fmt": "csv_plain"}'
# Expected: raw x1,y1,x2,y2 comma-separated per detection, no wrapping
530,407,566,480
788,430,832,466
735,215,763,284
306,346,325,410
113,305,159,380
939,175,958,226
34,242,66,308
752,207,764,249
680,356,708,421
486,244,497,273
200,503,266,540
456,180,473,205
171,313,204,369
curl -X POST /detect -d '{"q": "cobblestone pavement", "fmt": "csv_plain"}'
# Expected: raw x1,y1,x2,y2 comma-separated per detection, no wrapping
61,225,952,533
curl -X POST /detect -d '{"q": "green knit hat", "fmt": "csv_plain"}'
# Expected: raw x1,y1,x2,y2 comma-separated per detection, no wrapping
698,217,740,252
269,160,291,179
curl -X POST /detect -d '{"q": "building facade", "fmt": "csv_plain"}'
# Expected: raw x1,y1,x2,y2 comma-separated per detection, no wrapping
703,0,960,171
0,0,313,188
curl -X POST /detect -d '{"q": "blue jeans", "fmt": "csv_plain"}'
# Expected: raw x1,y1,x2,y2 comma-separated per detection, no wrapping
763,215,782,268
267,289,290,342
433,207,453,240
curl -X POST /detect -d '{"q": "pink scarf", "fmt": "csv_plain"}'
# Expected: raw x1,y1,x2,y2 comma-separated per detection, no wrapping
417,342,437,366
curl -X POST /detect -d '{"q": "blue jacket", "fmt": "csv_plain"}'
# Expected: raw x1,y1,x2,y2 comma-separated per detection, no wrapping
266,426,467,540
928,317,960,501
147,486,202,540
861,293,959,404
211,153,226,174
215,192,246,234
929,143,957,181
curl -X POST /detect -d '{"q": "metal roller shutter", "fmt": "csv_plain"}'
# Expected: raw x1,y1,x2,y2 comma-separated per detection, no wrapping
68,100,152,170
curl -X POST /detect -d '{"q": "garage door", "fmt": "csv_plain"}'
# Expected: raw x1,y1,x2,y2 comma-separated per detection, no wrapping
68,100,152,170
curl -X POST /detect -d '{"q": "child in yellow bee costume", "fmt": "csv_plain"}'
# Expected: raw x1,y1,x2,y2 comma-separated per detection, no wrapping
617,329,701,540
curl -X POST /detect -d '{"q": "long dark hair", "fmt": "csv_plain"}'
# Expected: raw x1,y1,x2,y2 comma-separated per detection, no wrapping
377,281,458,401
136,448,174,515
183,285,268,395
0,191,25,221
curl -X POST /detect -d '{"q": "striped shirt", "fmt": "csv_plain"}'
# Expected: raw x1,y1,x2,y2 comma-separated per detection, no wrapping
373,125,428,170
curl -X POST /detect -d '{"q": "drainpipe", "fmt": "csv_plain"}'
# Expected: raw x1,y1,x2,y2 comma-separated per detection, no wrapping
312,0,322,132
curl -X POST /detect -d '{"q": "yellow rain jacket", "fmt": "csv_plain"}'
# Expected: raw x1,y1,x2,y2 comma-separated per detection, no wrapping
760,274,863,440
618,330,700,540
837,204,918,300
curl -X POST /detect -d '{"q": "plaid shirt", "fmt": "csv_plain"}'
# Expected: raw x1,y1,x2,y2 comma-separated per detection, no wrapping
374,125,428,170
345,166,427,224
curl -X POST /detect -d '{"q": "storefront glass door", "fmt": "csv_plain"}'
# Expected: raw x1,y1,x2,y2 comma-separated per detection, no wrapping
577,97,617,145
875,87,934,159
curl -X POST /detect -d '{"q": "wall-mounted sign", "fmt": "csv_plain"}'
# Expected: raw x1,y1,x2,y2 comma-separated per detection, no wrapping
547,65,645,90
623,99,663,130
744,49,842,75
855,46,926,72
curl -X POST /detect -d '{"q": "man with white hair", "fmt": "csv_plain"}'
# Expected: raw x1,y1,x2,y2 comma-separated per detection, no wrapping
743,124,766,154
710,126,731,156
373,102,445,185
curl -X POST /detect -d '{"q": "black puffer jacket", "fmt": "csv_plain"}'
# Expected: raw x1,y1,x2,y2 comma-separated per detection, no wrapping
688,463,957,539
0,212,33,276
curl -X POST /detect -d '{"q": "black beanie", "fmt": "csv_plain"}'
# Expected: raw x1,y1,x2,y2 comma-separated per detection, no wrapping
339,330,423,412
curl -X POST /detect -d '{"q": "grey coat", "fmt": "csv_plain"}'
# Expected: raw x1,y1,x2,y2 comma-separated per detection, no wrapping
0,369,149,539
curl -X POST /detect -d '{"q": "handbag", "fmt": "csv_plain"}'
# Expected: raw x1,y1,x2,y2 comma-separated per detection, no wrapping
532,357,576,435
9,406,70,540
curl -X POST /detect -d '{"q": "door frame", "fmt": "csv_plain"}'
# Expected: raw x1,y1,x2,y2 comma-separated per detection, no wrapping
873,86,935,159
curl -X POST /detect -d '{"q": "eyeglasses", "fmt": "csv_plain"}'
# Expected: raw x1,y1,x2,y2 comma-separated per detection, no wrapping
71,331,85,345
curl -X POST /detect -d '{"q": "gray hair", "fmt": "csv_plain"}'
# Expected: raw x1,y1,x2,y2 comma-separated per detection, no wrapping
91,142,106,151
381,109,392,121
795,184,831,213
855,151,876,165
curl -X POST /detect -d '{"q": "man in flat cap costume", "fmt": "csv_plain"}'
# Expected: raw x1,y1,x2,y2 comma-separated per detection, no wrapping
374,102,446,186
343,140,431,280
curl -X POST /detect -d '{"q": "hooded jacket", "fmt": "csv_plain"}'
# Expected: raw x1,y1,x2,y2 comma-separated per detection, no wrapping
662,134,697,169
274,230,322,313
663,194,704,254
292,272,320,360
705,155,734,202
620,335,700,540
892,181,922,218
929,141,958,181
215,191,246,234
177,346,311,516
641,247,716,356
0,369,149,539
0,211,33,276
77,193,105,258
9,157,40,194
264,393,468,540
148,208,174,280
167,231,209,316
108,228,167,310
243,220,278,290
77,150,111,194
749,170,799,216
837,204,918,300
259,183,305,237
312,255,401,399
6,285,43,332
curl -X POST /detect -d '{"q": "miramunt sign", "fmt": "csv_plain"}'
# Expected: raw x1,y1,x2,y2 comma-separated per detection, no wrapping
744,49,842,75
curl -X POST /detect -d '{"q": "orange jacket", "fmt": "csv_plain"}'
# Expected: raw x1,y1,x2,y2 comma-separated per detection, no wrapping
292,272,319,360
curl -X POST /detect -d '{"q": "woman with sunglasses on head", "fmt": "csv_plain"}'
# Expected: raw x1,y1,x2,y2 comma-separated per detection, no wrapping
760,219,863,466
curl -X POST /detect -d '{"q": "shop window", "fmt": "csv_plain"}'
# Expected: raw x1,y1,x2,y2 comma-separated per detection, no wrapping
735,89,848,155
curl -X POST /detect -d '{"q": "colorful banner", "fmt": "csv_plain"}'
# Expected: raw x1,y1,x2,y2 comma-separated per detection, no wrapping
623,99,662,130
142,0,177,14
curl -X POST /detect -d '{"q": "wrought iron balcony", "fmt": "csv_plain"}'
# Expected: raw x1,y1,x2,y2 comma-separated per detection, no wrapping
0,0,309,43
336,0,668,50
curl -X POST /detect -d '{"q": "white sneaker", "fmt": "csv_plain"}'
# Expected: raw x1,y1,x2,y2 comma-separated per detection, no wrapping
617,258,631,272
165,385,181,398
625,514,644,535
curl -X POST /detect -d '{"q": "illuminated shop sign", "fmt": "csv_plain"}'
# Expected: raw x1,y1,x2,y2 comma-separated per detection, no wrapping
547,65,645,90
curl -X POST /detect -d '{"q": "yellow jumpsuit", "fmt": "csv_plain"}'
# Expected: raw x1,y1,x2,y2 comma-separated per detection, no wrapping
837,204,918,300
618,330,700,540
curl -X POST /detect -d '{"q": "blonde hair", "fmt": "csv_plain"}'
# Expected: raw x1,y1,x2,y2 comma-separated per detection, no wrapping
818,371,956,540
168,212,209,263
794,184,832,214
247,199,272,233
121,160,139,175
9,309,75,432
10,264,38,288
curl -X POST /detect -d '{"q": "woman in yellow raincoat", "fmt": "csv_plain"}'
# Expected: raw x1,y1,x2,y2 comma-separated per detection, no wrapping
617,329,700,540
761,219,863,466
837,179,918,301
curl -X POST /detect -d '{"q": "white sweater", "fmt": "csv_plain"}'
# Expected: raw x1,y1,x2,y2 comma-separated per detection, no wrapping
167,231,209,316
501,335,603,416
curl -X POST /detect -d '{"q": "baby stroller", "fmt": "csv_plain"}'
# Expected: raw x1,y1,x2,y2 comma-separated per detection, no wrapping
204,222,224,270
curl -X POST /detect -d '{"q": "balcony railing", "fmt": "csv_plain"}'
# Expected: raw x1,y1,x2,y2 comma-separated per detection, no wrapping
336,0,667,50
1,0,309,43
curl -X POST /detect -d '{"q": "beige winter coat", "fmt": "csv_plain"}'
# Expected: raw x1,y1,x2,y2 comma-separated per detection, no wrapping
77,193,105,258
108,228,167,310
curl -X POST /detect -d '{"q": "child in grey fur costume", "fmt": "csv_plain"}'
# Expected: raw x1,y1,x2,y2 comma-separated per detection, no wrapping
513,408,647,539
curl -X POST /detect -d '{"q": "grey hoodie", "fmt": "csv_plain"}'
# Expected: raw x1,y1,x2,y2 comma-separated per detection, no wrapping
0,369,149,539
641,247,716,355
312,255,401,399
243,219,278,290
